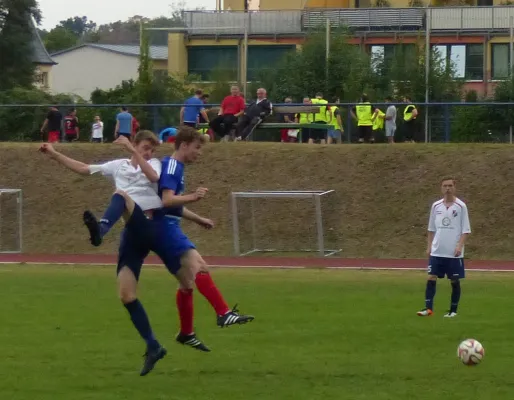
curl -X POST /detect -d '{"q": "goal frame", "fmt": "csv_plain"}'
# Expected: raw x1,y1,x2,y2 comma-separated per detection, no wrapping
231,190,341,257
0,189,23,254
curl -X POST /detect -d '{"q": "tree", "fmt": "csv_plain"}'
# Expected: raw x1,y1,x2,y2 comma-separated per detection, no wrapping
43,26,78,53
0,0,41,90
58,16,96,37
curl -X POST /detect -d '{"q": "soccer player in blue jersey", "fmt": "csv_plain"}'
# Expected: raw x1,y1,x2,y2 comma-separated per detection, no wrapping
157,126,254,347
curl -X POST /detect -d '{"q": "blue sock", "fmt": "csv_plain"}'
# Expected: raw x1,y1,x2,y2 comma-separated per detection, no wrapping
124,299,160,351
425,280,436,310
450,280,461,313
99,193,125,237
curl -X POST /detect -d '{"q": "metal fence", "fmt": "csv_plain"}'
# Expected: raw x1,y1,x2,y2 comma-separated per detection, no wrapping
0,102,513,144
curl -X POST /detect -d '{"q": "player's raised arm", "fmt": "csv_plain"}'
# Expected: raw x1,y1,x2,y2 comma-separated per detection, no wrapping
39,143,90,175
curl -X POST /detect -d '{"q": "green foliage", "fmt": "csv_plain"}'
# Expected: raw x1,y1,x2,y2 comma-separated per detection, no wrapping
43,26,78,53
0,0,41,90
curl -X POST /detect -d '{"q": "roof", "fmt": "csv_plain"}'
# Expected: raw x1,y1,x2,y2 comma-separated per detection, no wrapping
51,43,169,60
30,19,56,65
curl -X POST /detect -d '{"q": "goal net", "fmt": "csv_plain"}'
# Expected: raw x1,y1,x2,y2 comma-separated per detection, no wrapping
0,189,22,253
231,190,341,257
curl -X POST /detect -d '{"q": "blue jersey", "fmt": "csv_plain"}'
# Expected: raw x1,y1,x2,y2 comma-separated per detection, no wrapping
158,156,185,220
183,96,204,123
117,112,133,134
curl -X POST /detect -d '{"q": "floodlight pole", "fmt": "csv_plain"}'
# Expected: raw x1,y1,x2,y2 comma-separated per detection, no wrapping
141,24,249,99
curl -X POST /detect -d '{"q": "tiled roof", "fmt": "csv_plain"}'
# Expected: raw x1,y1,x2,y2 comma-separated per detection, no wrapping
30,19,56,65
51,43,169,60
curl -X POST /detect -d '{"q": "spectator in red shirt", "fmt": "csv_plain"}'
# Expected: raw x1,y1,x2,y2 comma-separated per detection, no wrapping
209,86,245,140
64,108,79,142
131,115,140,140
40,106,62,143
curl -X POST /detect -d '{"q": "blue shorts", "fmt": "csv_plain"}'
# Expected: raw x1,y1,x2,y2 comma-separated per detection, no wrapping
328,129,342,139
428,256,465,280
117,205,195,279
118,132,131,138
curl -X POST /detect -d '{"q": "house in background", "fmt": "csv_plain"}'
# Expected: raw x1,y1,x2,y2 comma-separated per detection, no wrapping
50,44,168,100
30,19,56,90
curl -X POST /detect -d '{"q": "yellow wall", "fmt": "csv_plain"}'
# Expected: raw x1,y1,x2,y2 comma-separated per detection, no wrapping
168,33,187,75
152,60,168,71
306,0,351,7
224,0,244,10
259,0,305,9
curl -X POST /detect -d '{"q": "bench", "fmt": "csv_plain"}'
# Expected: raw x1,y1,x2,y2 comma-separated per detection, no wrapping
198,105,334,137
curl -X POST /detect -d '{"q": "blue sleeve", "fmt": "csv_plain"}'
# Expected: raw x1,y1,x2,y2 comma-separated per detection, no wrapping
159,158,182,192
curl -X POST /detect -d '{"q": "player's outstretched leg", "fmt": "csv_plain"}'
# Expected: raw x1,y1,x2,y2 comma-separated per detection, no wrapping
444,279,460,318
192,254,254,327
83,191,127,246
119,266,166,376
417,278,436,316
175,287,210,352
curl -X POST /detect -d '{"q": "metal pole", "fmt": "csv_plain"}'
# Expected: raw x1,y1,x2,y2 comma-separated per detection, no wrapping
250,198,257,253
231,193,240,256
510,16,513,142
424,8,431,144
18,190,22,253
326,18,330,94
314,194,324,257
243,25,248,100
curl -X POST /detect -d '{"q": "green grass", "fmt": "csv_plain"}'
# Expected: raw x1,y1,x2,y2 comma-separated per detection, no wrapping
1,266,513,400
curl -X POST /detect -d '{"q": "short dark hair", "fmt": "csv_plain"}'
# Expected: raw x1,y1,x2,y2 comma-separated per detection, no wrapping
201,94,210,99
121,106,128,111
385,96,392,101
440,176,456,185
175,126,206,150
316,92,323,97
405,96,412,101
195,89,203,96
134,130,160,147
361,94,369,102
69,108,76,114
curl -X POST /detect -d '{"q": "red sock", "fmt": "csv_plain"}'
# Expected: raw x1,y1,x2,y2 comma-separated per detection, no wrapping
195,272,230,316
176,289,194,335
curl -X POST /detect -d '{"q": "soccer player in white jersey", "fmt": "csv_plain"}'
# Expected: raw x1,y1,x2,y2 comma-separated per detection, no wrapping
417,177,471,318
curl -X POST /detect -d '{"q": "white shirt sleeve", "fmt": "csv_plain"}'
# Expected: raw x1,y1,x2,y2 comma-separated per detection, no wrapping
148,158,162,175
461,204,471,234
89,160,124,176
428,203,436,232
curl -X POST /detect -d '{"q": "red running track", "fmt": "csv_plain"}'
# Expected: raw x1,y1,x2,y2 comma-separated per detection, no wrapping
1,253,514,272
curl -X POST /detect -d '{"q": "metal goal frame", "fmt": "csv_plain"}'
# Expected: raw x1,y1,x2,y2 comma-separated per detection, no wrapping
0,189,23,254
231,190,341,257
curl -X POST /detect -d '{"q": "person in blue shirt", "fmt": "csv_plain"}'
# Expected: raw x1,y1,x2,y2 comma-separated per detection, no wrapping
115,106,133,139
180,89,209,128
157,125,254,349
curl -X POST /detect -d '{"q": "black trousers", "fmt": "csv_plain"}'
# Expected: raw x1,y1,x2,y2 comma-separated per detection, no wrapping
210,114,238,138
236,115,261,140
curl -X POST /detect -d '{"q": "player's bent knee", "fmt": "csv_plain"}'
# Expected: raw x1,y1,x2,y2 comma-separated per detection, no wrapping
119,289,137,304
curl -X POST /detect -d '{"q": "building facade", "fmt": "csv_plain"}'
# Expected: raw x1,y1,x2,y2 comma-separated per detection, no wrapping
30,19,56,90
169,7,514,97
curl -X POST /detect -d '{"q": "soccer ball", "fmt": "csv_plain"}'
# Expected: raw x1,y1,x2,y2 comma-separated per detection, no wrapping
457,339,485,365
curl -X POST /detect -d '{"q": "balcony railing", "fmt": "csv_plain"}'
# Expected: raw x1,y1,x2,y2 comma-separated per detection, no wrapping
183,7,514,34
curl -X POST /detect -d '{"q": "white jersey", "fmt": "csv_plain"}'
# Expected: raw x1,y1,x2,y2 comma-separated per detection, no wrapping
428,197,471,258
89,158,162,211
92,121,104,139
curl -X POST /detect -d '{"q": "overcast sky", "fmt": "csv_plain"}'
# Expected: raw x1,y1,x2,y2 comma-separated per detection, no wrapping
38,0,217,30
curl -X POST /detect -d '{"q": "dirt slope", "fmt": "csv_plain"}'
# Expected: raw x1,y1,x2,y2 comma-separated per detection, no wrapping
1,142,513,260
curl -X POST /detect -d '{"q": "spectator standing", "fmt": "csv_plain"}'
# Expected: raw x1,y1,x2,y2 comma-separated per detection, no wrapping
115,106,133,139
131,114,140,140
383,97,397,144
210,86,246,141
40,106,63,143
198,94,210,124
236,88,272,141
63,108,79,142
310,92,330,144
403,96,418,143
327,97,343,144
91,115,104,143
351,94,379,143
180,89,209,128
279,97,297,143
296,97,313,143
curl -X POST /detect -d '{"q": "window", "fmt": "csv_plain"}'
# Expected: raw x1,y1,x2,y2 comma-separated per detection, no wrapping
247,45,295,81
432,44,483,80
477,0,492,5
188,46,238,81
491,43,511,80
34,71,49,88
370,44,416,73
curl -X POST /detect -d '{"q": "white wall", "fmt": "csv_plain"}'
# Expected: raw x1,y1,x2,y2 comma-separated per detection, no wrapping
50,47,139,100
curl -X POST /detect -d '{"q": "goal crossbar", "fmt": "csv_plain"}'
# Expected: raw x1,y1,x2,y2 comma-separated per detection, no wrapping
231,190,341,257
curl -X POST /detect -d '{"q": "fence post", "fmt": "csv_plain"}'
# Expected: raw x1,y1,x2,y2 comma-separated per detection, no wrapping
152,106,159,134
444,104,450,143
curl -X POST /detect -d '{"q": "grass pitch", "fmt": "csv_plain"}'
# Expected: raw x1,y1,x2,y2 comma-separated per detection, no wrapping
0,266,513,400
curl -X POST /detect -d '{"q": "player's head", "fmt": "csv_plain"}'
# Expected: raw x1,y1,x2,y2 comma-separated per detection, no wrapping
133,130,160,160
194,89,203,98
440,177,456,197
174,126,206,163
121,106,128,112
69,108,76,116
231,85,240,96
201,93,210,103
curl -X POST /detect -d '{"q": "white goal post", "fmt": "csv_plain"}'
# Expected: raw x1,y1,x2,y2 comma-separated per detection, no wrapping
231,190,341,257
0,189,23,254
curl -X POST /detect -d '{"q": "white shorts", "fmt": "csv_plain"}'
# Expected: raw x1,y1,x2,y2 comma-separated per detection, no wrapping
385,126,396,137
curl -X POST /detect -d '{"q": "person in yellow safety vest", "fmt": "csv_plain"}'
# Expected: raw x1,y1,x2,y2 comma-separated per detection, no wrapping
350,94,380,143
296,97,314,144
403,95,418,143
327,97,344,144
310,92,330,145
